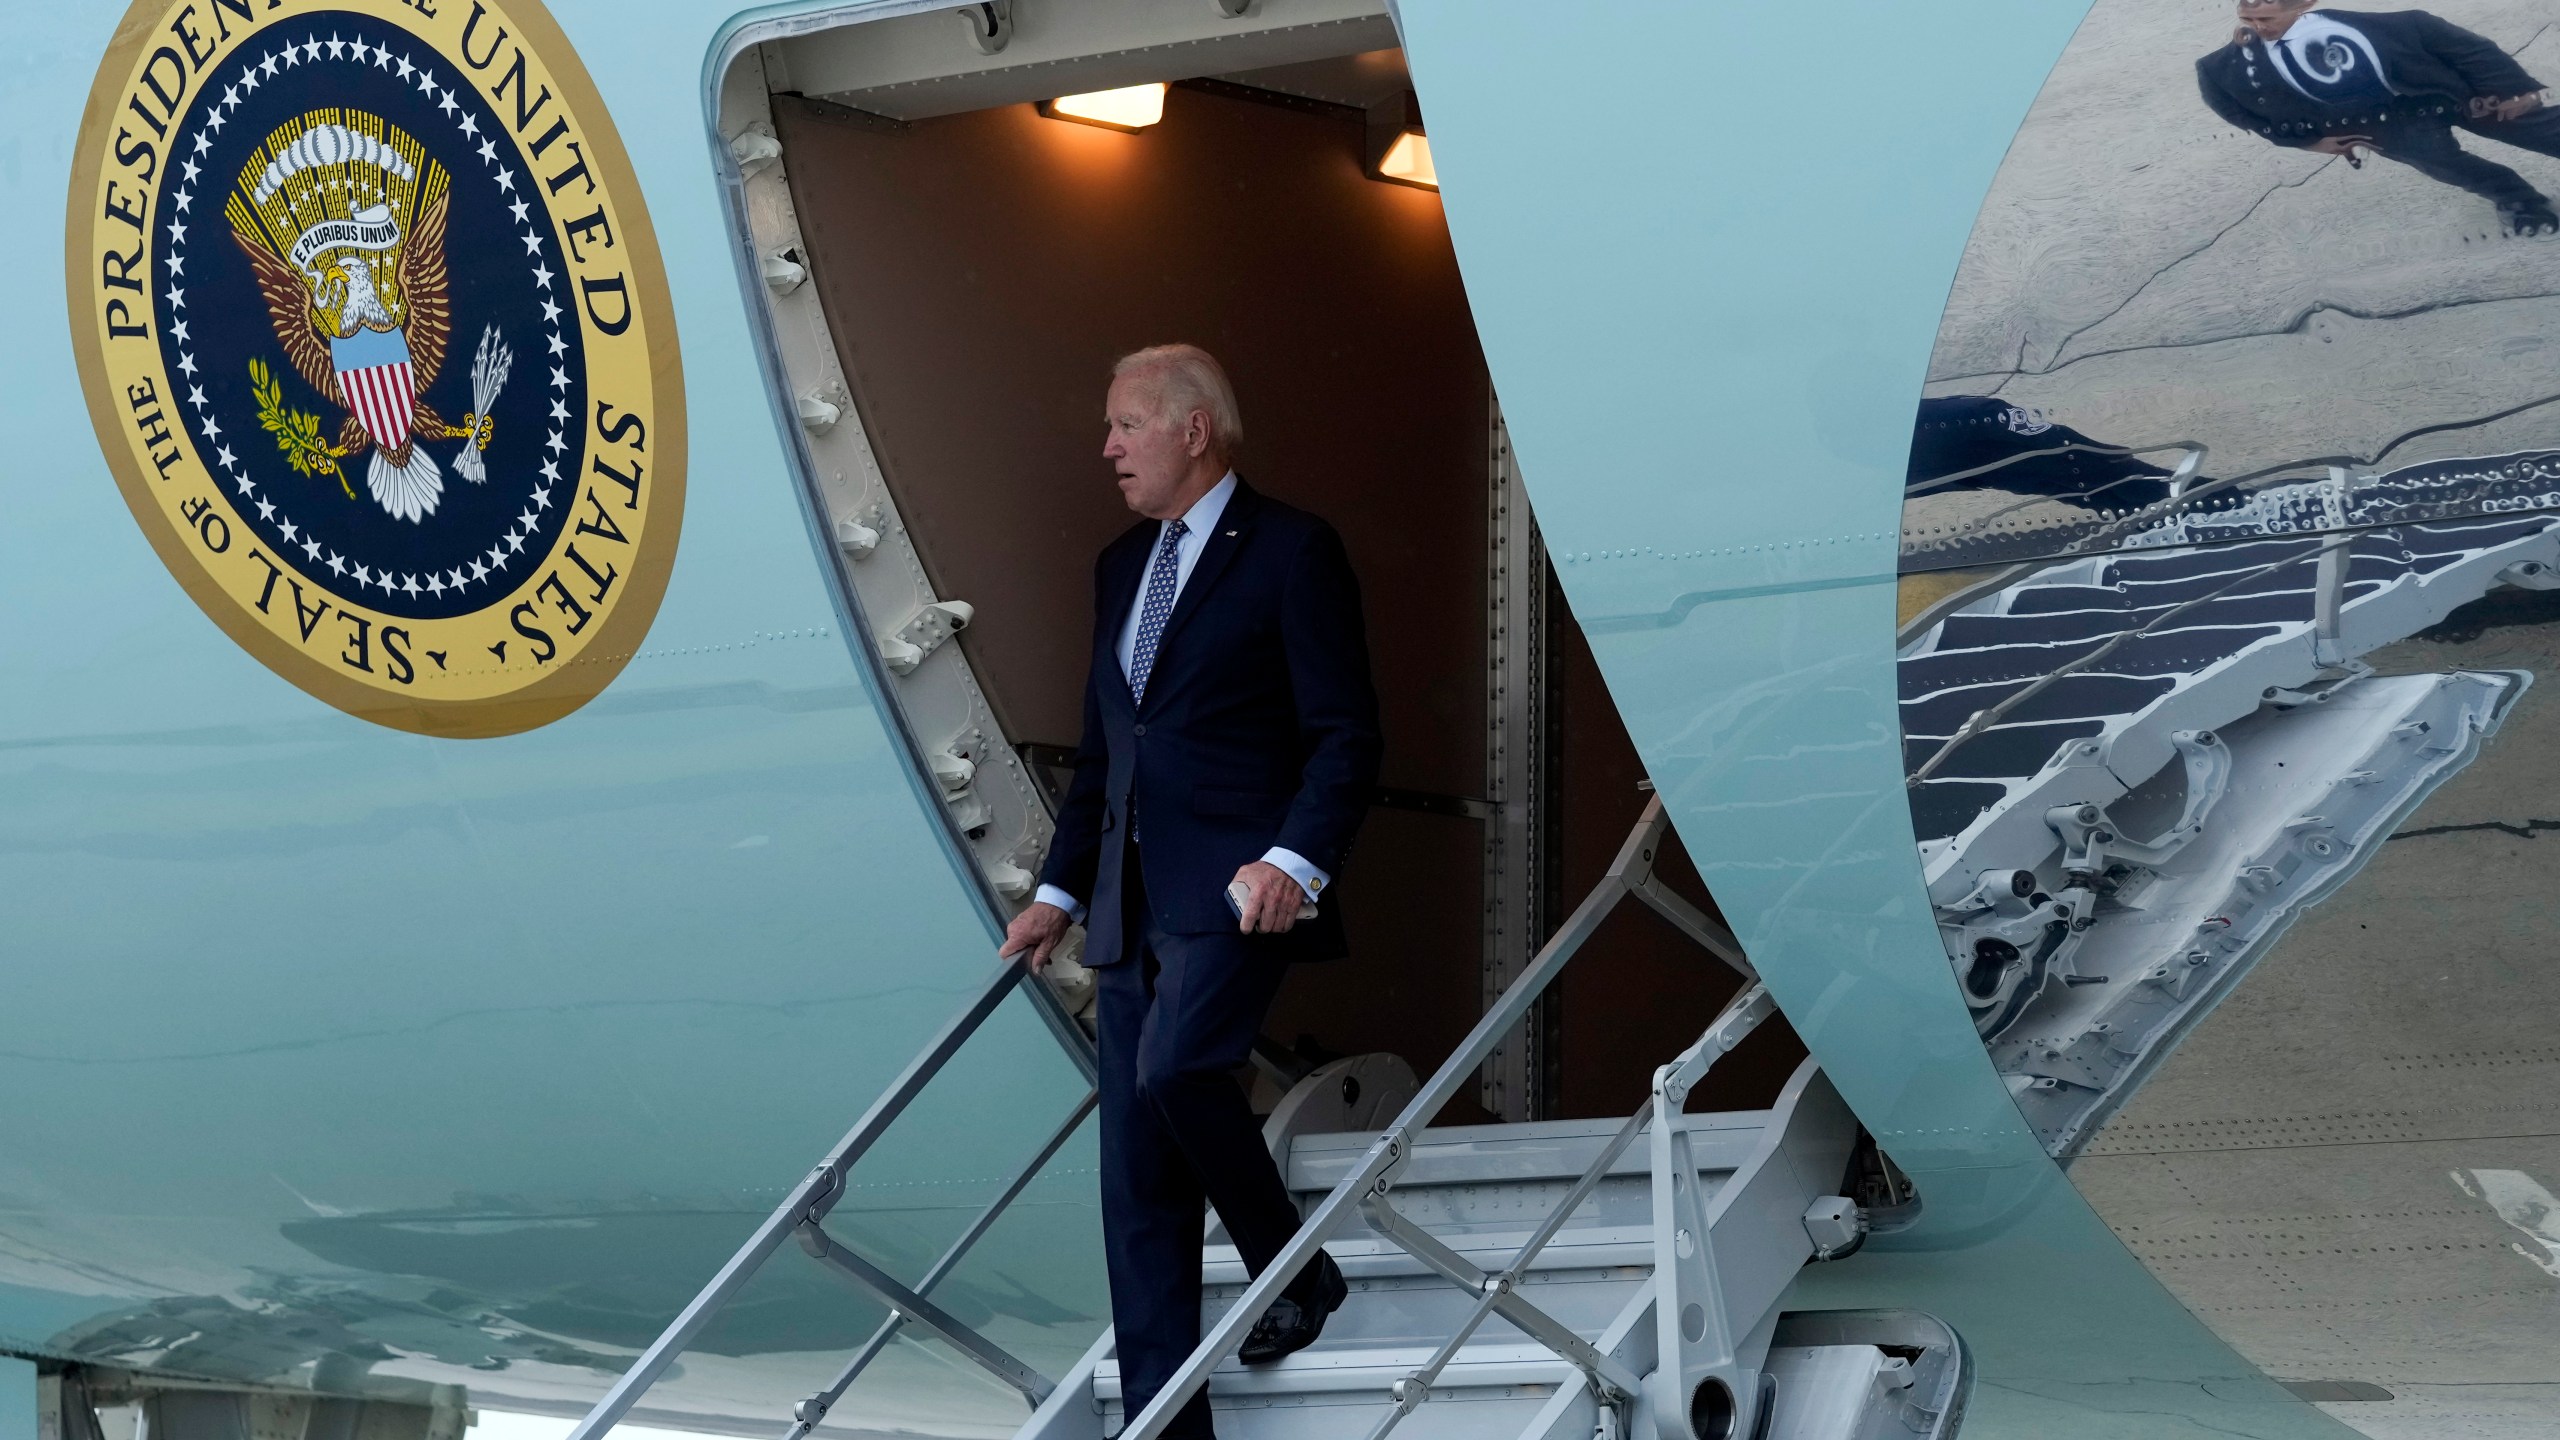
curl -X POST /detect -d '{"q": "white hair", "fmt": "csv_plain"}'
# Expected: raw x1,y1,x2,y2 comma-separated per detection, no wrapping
1113,344,1243,455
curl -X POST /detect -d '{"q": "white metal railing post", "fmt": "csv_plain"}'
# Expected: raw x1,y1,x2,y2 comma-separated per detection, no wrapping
1647,987,1774,1440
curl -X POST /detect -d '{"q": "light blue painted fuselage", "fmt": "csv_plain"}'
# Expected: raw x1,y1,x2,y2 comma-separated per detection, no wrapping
1,3,2367,1438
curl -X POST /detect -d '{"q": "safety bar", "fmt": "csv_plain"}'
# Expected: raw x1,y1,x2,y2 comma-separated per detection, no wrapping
564,956,1099,1440
798,1220,1054,1403
783,1091,1099,1438
1118,797,1752,1440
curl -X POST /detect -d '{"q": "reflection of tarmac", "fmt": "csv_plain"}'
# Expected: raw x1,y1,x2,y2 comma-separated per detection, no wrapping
2074,607,2560,1440
1903,0,2560,571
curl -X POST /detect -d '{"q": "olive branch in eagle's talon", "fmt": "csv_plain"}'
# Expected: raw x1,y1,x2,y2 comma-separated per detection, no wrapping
248,357,355,499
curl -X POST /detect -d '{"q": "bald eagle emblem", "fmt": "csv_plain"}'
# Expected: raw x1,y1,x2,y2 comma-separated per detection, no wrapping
227,111,510,522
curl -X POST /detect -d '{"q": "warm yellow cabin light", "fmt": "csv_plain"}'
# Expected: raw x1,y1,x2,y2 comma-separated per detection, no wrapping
1042,83,1167,131
1378,130,1437,189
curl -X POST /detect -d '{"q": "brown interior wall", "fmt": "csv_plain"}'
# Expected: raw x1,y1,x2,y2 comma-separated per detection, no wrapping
772,85,1493,1091
773,87,1488,795
772,83,1790,1123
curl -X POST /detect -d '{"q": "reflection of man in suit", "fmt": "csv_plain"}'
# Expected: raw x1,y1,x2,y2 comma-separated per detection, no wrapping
2197,1,2560,232
1000,344,1380,1437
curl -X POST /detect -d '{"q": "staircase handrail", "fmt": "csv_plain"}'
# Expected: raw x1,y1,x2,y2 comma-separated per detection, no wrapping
1118,796,1753,1440
564,955,1099,1440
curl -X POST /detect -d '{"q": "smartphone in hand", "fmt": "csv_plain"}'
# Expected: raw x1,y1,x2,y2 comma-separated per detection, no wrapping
1226,878,1319,923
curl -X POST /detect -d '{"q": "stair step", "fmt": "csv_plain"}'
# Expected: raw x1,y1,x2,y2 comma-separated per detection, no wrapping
1097,1341,1577,1400
1026,1065,1886,1440
1202,1225,1655,1286
1252,1116,1766,1264
1102,1387,1553,1440
1199,1268,1647,1357
1094,1340,1953,1439
1094,1340,1576,1440
1283,1111,1773,1196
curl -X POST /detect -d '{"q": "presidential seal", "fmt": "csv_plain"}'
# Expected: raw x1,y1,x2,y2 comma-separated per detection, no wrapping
68,0,684,736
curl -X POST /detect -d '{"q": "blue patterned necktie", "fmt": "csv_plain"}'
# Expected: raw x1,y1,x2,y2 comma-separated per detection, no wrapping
1128,518,1188,704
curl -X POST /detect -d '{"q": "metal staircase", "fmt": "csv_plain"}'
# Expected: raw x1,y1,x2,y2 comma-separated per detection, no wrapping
563,801,1967,1440
1052,1051,1961,1440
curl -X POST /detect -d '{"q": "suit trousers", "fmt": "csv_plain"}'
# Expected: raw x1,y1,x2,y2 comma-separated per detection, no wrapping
2371,106,2560,209
1097,851,1314,1439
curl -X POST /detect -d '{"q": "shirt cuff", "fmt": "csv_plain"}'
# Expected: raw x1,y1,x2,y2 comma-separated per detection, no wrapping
1034,884,1088,925
1260,847,1330,904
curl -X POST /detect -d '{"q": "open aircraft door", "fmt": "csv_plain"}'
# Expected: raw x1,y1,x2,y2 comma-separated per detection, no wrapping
1383,6,2364,1438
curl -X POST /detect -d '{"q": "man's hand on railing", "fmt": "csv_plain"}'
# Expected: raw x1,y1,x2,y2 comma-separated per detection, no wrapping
1000,901,1074,972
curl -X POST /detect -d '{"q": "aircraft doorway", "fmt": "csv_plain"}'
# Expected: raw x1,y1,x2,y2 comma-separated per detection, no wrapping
728,33,1802,1122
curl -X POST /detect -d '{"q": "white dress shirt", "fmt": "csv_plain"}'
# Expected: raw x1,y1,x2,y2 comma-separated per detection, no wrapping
1038,472,1330,923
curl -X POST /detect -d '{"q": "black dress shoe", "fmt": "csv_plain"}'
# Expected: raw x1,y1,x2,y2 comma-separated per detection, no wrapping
1237,1252,1346,1365
2502,199,2560,235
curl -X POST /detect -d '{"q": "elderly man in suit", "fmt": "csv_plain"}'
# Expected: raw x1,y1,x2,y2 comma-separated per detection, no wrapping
1000,343,1381,1437
2198,0,2560,233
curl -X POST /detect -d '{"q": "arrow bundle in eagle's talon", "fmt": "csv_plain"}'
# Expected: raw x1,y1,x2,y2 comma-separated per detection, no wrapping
454,324,512,483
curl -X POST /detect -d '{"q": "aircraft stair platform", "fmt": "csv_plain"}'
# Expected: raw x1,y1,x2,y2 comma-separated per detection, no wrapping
563,801,1968,1440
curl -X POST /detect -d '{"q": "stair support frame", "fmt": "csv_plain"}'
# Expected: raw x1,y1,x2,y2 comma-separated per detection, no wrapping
1353,981,1773,1440
782,1090,1100,1438
1356,1194,1645,1406
797,1219,1055,1404
1648,986,1779,1440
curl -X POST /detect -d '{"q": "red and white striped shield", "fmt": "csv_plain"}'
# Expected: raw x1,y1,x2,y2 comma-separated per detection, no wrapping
328,326,418,455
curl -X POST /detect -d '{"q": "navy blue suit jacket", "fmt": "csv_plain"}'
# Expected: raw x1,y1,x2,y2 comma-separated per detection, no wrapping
2197,10,2543,145
1039,480,1381,967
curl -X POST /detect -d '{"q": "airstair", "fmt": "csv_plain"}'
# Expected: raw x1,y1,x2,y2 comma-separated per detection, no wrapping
563,802,1966,1440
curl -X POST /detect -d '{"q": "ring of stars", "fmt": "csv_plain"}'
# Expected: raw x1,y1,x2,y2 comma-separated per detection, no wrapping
165,27,575,607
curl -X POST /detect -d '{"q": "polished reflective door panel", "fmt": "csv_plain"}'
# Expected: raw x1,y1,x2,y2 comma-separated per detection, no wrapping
1899,0,2560,1145
1898,1,2560,1429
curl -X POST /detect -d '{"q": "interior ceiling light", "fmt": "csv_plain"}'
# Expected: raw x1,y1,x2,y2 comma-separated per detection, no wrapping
1364,92,1437,192
1376,130,1437,189
1040,83,1167,132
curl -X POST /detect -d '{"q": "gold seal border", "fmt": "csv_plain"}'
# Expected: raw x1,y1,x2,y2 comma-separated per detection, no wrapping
65,0,687,739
